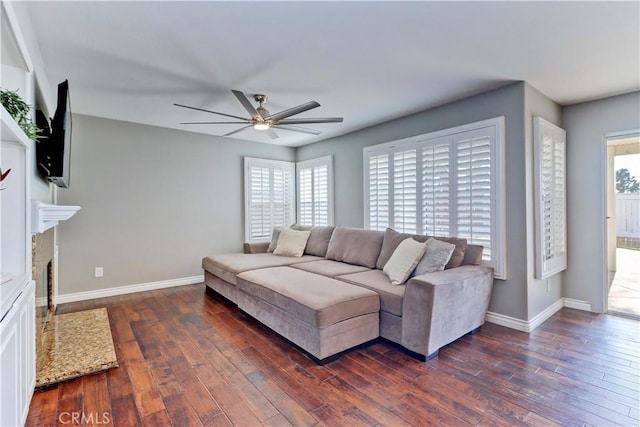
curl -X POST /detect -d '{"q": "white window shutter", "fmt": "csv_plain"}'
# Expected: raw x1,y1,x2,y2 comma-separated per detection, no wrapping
244,158,295,242
296,156,333,226
534,117,567,279
364,117,506,278
298,167,313,225
422,140,451,236
368,154,390,231
393,150,418,233
454,129,494,260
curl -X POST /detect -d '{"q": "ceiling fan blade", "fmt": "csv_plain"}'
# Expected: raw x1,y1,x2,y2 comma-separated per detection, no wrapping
274,124,321,135
174,103,248,121
231,90,262,120
180,121,251,125
276,117,343,124
265,129,279,140
265,101,320,122
223,125,252,137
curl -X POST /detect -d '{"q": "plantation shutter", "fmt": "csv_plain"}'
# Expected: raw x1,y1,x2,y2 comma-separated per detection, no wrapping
244,158,294,242
296,156,333,226
368,153,390,231
534,117,567,279
422,140,451,236
364,117,506,278
454,128,494,260
298,167,313,225
313,164,329,225
393,150,418,233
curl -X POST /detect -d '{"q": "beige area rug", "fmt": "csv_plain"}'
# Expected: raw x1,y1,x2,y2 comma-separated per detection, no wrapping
36,308,118,388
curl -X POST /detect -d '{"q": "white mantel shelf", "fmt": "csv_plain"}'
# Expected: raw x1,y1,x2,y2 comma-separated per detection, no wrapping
31,201,81,234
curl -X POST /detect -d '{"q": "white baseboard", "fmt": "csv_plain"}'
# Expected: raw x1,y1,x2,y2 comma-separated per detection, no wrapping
56,275,204,304
486,297,592,332
528,298,565,332
485,311,530,332
563,298,592,312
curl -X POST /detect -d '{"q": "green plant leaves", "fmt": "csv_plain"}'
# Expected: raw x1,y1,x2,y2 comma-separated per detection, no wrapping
0,88,42,140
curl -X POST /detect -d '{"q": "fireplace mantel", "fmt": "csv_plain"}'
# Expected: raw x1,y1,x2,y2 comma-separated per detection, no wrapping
31,201,81,234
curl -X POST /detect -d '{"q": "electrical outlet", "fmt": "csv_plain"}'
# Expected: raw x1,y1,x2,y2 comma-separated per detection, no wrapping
95,267,103,278
546,280,550,292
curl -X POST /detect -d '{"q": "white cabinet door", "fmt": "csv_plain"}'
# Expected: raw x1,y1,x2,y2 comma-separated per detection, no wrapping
0,281,35,427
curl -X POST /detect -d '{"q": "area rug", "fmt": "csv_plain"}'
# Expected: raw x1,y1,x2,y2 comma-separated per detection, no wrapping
36,308,118,388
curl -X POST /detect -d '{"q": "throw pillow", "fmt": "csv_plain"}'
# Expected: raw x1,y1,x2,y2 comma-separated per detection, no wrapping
383,238,427,285
273,229,311,257
413,238,456,276
267,227,288,253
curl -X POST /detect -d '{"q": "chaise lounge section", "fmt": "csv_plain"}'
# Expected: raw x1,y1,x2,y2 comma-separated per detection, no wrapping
202,226,494,363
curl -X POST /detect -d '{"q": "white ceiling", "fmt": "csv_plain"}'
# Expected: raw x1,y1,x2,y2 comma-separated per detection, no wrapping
25,1,640,147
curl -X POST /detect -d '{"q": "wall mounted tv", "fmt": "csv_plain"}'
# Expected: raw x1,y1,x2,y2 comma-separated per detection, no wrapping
36,80,72,188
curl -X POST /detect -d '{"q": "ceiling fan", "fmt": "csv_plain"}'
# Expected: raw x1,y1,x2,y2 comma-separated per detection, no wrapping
174,90,343,139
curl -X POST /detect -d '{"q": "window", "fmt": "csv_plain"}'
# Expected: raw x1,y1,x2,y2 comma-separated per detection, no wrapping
533,117,567,279
244,158,295,242
296,156,334,226
364,117,506,278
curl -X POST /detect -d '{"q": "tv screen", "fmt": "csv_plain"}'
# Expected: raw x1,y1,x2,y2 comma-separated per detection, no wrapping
46,80,72,188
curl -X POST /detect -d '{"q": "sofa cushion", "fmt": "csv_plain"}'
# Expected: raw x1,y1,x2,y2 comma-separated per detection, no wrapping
413,237,456,276
337,270,405,316
273,229,311,257
325,227,384,269
236,267,379,328
376,228,467,270
383,238,426,285
292,225,335,257
291,260,371,277
202,253,321,285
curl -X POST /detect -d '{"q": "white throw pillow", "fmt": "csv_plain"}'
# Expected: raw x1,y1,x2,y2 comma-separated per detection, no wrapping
413,237,456,276
383,238,427,285
273,229,311,257
267,226,288,253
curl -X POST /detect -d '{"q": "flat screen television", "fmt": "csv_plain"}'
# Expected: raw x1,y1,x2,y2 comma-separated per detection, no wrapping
36,80,72,188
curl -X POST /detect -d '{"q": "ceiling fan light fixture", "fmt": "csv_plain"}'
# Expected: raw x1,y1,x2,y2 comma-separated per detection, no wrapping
253,122,270,130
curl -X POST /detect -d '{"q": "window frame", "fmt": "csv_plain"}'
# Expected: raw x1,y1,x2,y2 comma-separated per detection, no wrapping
243,157,295,243
295,155,334,226
363,117,507,278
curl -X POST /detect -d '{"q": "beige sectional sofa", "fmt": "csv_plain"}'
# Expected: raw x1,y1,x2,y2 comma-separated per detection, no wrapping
202,226,494,363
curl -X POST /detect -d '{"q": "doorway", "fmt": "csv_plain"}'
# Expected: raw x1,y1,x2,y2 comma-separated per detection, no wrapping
606,133,640,318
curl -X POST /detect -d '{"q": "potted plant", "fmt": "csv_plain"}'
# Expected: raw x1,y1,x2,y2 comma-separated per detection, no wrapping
0,88,41,140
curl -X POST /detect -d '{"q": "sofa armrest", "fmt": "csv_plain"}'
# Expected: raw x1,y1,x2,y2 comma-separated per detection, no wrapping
243,242,270,254
401,265,494,358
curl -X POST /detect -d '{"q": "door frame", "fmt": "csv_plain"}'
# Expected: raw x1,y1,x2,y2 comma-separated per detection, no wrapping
602,129,640,313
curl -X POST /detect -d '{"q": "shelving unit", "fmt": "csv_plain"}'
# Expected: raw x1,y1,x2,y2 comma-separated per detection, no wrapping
1,2,36,425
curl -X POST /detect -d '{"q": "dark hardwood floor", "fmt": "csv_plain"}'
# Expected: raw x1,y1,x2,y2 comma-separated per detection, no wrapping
27,284,640,426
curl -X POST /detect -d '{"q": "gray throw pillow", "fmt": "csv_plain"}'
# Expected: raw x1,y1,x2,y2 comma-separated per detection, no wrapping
413,238,456,276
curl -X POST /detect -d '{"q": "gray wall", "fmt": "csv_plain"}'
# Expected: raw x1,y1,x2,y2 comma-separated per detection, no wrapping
57,114,294,295
523,83,564,318
562,91,640,313
297,82,530,320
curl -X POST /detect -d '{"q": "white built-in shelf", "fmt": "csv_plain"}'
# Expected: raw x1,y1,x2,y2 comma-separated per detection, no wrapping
0,104,30,148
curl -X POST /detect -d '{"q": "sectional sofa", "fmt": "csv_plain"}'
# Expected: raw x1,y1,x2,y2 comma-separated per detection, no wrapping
202,226,494,363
